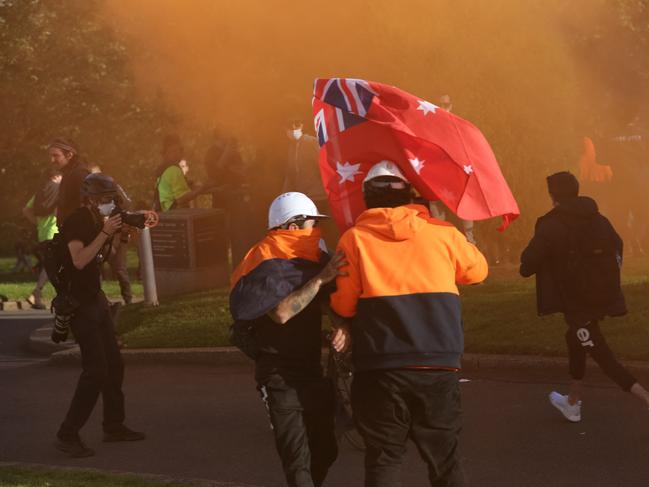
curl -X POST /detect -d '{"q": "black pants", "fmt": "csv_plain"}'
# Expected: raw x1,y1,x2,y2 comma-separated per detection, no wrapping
565,317,636,391
352,369,465,487
258,373,338,487
59,293,125,438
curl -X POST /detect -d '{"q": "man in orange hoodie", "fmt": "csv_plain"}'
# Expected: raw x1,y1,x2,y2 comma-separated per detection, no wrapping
330,161,488,487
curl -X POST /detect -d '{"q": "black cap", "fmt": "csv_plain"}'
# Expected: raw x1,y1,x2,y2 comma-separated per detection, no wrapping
82,173,118,197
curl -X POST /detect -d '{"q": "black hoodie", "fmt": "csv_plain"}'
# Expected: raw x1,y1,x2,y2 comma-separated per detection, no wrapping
520,196,626,320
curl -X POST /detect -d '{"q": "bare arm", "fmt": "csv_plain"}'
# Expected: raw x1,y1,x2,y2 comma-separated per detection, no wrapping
268,252,347,325
67,214,122,270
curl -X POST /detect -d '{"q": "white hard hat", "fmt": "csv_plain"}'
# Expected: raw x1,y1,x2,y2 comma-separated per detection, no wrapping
268,192,328,229
363,160,408,183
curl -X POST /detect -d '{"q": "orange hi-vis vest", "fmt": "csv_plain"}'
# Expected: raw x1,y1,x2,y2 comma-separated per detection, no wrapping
330,204,488,371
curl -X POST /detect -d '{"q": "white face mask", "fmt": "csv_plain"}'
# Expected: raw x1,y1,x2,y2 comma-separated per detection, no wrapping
287,128,303,141
98,201,116,217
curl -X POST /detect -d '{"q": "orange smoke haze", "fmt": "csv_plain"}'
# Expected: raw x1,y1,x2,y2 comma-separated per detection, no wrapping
101,0,583,139
100,0,615,231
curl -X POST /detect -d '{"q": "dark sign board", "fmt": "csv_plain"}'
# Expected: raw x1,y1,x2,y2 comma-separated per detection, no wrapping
151,219,190,269
194,213,226,267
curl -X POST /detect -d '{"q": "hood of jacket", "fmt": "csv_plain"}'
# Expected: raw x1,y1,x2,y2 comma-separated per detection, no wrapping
552,196,599,222
354,204,436,241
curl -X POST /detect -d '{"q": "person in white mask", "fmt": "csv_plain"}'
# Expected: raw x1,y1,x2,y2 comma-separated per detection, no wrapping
283,118,338,250
53,172,145,458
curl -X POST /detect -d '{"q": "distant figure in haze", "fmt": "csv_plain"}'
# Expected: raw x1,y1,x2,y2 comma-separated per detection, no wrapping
438,93,453,112
49,138,89,226
154,134,203,212
284,118,338,250
22,168,62,308
520,171,649,423
203,132,256,267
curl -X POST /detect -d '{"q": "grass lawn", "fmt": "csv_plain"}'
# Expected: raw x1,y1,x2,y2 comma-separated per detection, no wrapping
0,252,143,303
116,289,231,348
2,249,648,359
461,259,649,360
0,465,197,487
113,255,649,359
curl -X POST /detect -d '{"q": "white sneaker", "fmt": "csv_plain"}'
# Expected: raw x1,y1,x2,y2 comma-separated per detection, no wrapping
549,391,581,422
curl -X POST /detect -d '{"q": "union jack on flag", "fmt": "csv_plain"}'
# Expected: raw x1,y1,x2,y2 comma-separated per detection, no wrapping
313,79,377,147
312,77,520,232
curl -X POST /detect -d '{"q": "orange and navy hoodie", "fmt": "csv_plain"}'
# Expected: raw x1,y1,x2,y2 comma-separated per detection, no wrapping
230,228,329,378
330,204,488,372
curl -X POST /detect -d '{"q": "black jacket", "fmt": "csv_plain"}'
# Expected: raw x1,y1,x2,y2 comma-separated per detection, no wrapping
520,196,626,320
57,159,89,226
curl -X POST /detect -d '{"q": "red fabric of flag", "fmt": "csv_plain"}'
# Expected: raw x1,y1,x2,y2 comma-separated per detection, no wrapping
312,78,520,232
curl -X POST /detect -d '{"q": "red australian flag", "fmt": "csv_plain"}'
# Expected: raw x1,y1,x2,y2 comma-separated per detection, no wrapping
312,78,520,232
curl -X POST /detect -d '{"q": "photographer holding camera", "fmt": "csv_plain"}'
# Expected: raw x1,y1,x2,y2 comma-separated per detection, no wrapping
54,172,144,458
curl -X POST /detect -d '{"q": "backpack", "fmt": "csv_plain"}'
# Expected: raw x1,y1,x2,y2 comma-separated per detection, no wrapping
228,320,259,360
560,214,622,313
33,180,59,217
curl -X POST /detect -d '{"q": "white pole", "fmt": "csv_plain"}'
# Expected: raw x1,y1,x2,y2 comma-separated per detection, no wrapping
139,227,159,306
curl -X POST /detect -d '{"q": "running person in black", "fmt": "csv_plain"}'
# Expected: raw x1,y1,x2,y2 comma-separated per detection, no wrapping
54,173,144,457
520,171,649,422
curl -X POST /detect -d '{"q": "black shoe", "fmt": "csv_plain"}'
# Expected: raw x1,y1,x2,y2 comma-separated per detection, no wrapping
54,435,95,458
103,425,146,442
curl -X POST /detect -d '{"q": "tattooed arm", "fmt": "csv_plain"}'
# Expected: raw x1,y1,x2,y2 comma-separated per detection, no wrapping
268,252,347,325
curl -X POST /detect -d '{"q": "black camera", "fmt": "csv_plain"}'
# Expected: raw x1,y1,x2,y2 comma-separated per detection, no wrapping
51,294,80,343
110,205,147,229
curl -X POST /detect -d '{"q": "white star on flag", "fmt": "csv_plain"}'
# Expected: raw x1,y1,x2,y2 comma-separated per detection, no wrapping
409,157,425,174
417,100,439,116
336,161,363,183
463,165,474,175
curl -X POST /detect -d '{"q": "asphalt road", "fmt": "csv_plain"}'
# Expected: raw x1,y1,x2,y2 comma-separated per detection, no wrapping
1,317,648,486
0,312,50,369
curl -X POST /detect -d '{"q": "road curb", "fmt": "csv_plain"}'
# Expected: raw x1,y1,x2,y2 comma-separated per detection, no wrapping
0,461,261,487
30,323,649,373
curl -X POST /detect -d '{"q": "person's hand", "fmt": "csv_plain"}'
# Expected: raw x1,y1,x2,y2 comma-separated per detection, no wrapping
317,251,348,284
102,214,122,236
331,325,351,353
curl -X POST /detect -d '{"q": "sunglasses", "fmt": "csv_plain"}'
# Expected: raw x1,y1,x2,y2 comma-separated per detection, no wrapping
369,181,408,190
